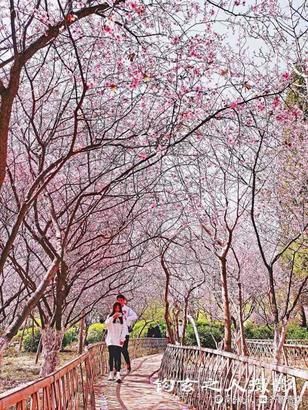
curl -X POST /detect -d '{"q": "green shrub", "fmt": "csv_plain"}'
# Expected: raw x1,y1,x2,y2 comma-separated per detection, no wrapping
22,326,79,352
23,328,41,352
62,327,78,348
158,321,166,337
244,322,308,341
186,322,223,349
244,323,274,339
131,320,166,338
86,323,105,344
286,324,308,340
130,320,147,337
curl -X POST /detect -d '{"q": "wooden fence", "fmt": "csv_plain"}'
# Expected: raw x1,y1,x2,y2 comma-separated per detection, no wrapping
159,344,308,409
0,337,167,410
246,340,308,368
247,339,306,346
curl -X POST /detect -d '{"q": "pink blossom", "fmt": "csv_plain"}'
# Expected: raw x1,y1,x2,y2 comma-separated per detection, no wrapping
227,135,235,145
103,25,112,33
128,1,145,15
182,111,194,120
282,72,291,81
86,80,95,89
230,101,239,110
272,96,280,108
130,77,141,89
66,14,78,23
138,152,148,160
257,102,265,111
105,81,117,91
171,36,181,45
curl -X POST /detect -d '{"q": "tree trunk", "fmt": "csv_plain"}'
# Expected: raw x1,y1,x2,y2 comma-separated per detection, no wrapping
299,302,307,328
164,299,175,344
182,296,189,345
161,252,175,344
273,321,287,365
219,256,232,352
35,336,42,364
237,281,249,356
173,306,180,343
78,315,85,354
40,327,63,376
0,337,9,356
0,70,21,189
84,323,89,347
39,262,68,375
18,320,28,351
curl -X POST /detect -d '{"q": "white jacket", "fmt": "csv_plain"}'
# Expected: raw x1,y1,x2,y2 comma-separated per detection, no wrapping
105,316,128,347
121,305,138,329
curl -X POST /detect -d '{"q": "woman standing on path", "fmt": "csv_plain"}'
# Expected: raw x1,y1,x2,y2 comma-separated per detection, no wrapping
116,294,138,372
105,302,128,383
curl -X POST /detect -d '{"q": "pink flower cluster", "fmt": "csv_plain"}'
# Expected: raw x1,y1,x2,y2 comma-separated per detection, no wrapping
128,1,145,15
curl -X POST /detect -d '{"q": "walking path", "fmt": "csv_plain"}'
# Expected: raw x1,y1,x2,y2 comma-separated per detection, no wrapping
94,354,189,410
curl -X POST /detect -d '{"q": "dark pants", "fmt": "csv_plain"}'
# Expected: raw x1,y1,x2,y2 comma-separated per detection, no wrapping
108,345,122,372
122,335,130,366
